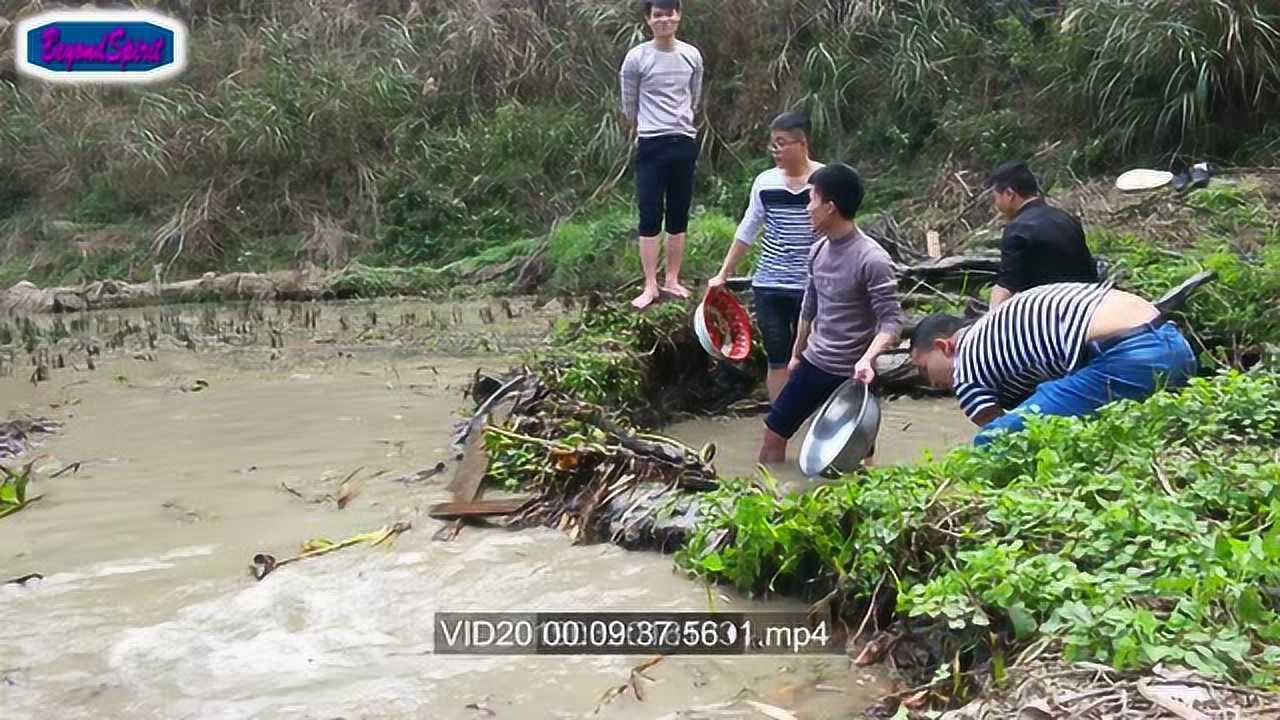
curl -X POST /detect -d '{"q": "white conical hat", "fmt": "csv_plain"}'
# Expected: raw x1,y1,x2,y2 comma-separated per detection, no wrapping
1115,168,1174,191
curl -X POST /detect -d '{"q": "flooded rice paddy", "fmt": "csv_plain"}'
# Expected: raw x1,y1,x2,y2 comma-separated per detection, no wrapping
0,297,971,719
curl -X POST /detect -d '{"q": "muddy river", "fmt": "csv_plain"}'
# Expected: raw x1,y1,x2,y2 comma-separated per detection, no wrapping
0,298,971,719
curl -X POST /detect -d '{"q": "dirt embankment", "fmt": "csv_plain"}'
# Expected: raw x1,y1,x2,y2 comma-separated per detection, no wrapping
0,266,353,315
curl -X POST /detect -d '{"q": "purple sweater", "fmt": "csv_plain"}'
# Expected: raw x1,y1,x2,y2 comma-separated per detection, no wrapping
799,228,904,376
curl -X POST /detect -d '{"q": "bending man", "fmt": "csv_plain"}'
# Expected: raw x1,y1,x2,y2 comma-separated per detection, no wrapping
909,282,1199,445
759,164,903,464
708,111,824,402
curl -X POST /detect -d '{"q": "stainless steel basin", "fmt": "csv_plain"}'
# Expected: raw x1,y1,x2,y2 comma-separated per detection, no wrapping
797,380,881,477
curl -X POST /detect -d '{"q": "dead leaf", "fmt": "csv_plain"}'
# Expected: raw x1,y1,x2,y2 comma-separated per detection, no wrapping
551,448,580,471
464,702,496,717
1015,699,1054,719
743,700,799,720
432,519,464,542
1136,680,1211,720
902,690,931,710
593,684,629,714
336,467,366,509
632,655,664,676
852,631,896,666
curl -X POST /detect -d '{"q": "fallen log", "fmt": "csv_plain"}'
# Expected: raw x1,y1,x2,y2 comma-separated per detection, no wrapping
898,253,1001,283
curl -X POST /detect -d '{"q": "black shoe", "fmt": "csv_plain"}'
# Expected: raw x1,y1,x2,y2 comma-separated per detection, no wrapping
1153,270,1216,316
1170,157,1192,192
1190,162,1212,189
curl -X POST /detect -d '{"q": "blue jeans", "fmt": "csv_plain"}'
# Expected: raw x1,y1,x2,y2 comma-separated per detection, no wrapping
974,322,1198,445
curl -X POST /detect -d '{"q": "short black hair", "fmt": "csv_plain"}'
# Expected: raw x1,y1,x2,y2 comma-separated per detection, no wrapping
770,111,810,137
988,160,1040,197
909,313,969,353
809,163,864,219
643,0,680,15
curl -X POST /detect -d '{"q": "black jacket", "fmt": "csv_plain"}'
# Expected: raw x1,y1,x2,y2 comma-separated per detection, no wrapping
996,198,1099,292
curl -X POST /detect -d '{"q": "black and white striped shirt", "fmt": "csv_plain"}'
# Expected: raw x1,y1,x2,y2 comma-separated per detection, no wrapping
953,282,1114,421
736,167,823,291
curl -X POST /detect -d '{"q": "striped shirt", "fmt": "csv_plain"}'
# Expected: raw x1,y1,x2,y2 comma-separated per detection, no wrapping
953,282,1114,421
736,167,824,291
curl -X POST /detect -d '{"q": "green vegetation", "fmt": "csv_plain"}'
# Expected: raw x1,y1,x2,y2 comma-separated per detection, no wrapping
678,370,1280,696
543,206,739,295
1093,218,1280,369
1,0,1277,288
530,297,759,412
0,461,39,519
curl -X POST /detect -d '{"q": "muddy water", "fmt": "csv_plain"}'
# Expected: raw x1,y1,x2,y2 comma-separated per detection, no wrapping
666,397,973,490
0,298,967,720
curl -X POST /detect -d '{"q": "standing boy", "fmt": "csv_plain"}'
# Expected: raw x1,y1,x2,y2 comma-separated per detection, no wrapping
619,0,704,309
759,164,904,464
707,111,824,402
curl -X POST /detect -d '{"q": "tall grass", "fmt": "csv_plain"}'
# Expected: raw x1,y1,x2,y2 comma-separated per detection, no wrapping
0,0,1276,283
1058,0,1280,154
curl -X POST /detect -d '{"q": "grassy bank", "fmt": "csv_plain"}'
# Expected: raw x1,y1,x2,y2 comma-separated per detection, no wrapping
677,369,1280,704
1,0,1278,288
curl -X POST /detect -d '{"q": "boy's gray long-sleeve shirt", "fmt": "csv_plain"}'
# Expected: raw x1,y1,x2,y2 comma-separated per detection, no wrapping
799,228,904,377
619,40,703,139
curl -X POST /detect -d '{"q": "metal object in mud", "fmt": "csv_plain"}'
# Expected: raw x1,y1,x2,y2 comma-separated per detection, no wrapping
798,380,881,477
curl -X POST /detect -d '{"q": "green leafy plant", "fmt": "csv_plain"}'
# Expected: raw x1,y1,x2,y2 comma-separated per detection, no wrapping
679,370,1280,690
0,461,41,519
1095,233,1280,367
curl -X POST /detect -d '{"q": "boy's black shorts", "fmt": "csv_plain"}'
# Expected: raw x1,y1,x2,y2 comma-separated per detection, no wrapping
635,134,698,237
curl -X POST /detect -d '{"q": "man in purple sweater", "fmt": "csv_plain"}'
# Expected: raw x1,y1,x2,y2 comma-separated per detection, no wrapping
759,163,905,464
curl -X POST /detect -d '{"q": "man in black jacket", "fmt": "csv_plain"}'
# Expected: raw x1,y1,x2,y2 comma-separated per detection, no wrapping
987,161,1099,309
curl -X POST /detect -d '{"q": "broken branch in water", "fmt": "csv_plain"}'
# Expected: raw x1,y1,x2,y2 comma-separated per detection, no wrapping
250,521,412,580
594,655,666,713
49,462,81,479
393,462,447,484
4,573,43,586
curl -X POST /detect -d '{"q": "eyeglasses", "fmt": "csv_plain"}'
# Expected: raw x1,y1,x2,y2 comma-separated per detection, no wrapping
768,138,803,151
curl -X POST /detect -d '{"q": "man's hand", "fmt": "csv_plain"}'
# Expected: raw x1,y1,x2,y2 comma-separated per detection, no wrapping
989,284,1013,310
853,358,875,384
788,355,802,373
707,273,726,291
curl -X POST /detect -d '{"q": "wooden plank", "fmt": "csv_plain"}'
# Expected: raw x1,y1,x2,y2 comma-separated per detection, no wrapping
445,430,490,503
428,497,532,519
926,230,942,259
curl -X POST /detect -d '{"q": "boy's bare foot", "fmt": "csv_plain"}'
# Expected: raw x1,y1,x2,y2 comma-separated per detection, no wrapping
631,286,661,309
660,281,691,299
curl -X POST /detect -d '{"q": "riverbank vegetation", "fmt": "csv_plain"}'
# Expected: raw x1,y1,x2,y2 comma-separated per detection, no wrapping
1,0,1278,291
677,369,1280,708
